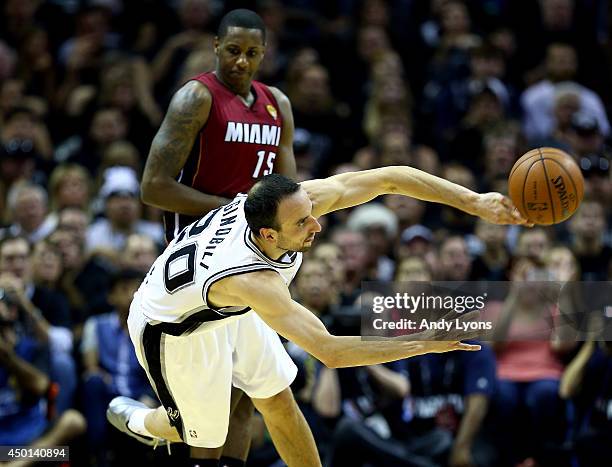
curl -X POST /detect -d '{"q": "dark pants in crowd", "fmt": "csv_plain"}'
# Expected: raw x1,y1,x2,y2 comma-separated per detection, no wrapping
573,431,612,467
50,351,77,414
82,373,118,464
325,417,500,467
325,417,454,467
492,379,568,465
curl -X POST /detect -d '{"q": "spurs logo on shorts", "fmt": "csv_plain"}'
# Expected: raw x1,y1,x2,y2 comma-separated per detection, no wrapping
167,406,180,421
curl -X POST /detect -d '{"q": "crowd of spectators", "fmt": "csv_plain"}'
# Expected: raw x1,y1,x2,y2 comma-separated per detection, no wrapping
1,1,612,466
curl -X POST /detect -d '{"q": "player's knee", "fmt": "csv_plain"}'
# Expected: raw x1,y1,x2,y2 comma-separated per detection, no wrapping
252,387,297,417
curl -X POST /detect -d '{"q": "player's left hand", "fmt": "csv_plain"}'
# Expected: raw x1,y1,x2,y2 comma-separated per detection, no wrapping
418,341,481,353
473,192,533,226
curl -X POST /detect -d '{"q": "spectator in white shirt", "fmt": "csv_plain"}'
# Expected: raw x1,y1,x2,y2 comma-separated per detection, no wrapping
521,43,610,143
86,166,163,254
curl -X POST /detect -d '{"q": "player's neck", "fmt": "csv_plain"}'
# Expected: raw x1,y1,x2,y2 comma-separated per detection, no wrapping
238,91,255,107
251,232,286,261
215,71,252,99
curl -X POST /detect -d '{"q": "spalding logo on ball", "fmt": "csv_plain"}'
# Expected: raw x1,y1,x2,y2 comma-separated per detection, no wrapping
508,147,584,225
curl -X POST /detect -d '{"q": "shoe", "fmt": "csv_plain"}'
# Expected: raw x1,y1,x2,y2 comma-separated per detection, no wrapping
106,396,160,447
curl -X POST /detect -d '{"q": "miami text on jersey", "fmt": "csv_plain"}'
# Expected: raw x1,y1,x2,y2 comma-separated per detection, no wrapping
224,122,282,146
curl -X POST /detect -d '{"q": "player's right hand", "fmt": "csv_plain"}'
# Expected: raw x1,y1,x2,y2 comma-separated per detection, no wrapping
473,192,533,226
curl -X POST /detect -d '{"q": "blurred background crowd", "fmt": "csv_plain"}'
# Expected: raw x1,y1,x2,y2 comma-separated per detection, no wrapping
1,0,612,466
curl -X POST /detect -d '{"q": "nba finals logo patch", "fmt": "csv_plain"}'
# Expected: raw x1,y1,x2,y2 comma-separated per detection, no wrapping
266,104,278,119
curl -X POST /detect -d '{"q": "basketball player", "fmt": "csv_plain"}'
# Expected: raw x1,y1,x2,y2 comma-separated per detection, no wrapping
108,166,529,467
140,8,296,241
139,9,297,466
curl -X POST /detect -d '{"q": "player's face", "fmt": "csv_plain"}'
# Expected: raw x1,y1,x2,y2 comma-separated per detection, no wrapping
275,189,322,252
214,27,265,93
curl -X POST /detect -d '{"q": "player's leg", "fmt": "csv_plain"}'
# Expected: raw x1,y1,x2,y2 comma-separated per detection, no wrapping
219,388,254,466
112,388,251,450
232,312,319,465
190,387,254,466
109,306,185,444
111,309,235,452
252,387,321,467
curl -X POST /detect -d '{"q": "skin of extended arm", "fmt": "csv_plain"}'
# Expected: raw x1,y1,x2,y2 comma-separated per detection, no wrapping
214,271,466,368
269,87,297,179
303,166,526,226
303,166,480,218
141,80,230,215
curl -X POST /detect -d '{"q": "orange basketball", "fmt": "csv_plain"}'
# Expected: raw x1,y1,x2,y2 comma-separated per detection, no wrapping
508,147,584,225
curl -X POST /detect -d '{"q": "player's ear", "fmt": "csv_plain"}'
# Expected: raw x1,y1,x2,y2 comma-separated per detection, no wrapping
259,227,276,242
213,36,220,54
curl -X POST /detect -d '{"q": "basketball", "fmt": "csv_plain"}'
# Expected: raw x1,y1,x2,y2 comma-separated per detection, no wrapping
508,147,584,225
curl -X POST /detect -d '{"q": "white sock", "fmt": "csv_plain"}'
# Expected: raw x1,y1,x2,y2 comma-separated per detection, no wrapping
127,408,160,439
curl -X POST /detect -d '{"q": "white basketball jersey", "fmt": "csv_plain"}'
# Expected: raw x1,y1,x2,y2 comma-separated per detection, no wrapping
134,194,303,335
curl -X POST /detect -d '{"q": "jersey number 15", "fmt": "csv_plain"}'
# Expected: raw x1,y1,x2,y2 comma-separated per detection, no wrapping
253,151,276,178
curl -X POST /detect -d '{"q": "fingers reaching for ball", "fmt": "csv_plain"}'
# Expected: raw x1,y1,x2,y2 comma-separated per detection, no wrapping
474,192,533,226
501,195,534,226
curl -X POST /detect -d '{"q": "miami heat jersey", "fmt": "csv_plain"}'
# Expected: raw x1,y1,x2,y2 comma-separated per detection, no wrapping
136,194,302,336
164,72,283,241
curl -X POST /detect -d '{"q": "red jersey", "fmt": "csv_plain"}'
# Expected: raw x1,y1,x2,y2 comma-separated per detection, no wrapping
164,72,283,240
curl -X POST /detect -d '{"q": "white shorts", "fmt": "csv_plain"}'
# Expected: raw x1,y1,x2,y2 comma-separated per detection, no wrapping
127,307,297,448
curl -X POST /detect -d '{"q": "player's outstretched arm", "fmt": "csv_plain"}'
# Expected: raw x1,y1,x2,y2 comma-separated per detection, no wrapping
302,166,529,225
225,271,479,368
141,80,231,215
